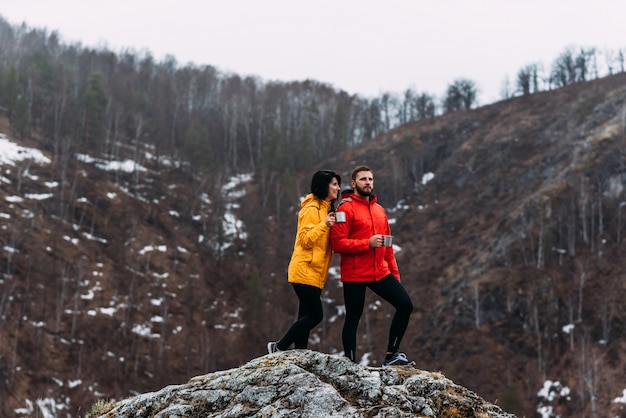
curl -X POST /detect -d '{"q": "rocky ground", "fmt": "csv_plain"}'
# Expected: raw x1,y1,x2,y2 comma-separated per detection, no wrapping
91,350,516,418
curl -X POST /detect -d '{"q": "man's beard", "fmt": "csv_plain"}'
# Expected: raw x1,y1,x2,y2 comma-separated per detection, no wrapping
355,184,373,197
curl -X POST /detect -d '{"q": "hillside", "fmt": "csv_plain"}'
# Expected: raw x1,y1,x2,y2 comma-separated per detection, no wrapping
333,73,626,417
1,73,626,417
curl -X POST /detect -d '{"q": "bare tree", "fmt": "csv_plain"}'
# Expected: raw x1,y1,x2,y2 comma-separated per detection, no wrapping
517,63,541,96
380,92,398,131
551,47,577,88
578,331,599,417
577,268,586,323
443,79,477,113
473,282,481,329
517,67,532,96
413,92,436,119
551,47,596,87
599,295,615,344
618,201,626,244
500,75,513,100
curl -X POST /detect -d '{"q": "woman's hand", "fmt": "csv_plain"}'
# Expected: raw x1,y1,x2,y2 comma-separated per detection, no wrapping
325,212,336,227
337,197,352,207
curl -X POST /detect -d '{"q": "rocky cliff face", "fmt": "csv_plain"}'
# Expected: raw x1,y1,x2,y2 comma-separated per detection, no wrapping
93,351,515,418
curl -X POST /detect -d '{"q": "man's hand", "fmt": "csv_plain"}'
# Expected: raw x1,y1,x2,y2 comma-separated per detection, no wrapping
368,234,384,248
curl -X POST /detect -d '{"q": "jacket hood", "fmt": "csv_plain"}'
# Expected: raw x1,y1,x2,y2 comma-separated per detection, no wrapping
340,189,377,204
301,193,331,209
340,189,354,199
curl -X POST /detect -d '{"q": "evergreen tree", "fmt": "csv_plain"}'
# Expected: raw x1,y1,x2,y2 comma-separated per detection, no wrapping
83,72,108,151
2,66,18,121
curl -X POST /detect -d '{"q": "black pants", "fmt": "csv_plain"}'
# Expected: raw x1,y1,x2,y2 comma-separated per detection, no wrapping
277,283,323,350
342,274,413,362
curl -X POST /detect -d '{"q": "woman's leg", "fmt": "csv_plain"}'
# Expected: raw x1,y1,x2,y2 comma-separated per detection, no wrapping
277,284,323,350
342,282,367,362
292,296,309,349
369,275,414,353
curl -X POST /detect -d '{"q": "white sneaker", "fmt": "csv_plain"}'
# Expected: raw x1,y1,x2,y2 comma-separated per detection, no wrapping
267,341,280,354
382,352,415,368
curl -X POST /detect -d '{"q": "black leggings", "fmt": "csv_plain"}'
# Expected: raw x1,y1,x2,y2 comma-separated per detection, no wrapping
342,274,413,362
277,283,323,350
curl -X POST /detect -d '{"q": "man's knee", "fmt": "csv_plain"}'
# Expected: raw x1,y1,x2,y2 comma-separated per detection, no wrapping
399,297,413,315
344,313,362,327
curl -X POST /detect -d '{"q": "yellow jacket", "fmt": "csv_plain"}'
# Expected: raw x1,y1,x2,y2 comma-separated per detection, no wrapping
288,194,332,289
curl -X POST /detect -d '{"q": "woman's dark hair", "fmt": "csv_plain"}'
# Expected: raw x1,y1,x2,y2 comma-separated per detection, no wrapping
311,170,341,208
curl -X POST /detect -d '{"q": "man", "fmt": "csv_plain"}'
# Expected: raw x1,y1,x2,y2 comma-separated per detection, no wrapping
330,165,414,367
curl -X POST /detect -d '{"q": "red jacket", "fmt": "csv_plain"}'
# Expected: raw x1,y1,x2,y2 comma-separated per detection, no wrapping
330,191,400,282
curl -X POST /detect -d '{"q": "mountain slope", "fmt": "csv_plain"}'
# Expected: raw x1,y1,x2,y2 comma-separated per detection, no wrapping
342,73,626,417
1,73,626,417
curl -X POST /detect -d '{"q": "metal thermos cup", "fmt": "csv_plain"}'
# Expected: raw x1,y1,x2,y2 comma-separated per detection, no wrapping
382,235,393,247
335,212,346,223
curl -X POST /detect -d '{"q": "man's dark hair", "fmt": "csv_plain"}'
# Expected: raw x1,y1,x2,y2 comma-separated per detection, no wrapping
311,170,341,201
351,165,372,181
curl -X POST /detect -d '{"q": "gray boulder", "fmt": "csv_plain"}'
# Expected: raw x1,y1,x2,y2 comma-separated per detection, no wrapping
94,350,516,417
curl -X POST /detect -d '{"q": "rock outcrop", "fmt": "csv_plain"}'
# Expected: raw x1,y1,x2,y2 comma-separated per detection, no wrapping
94,350,516,417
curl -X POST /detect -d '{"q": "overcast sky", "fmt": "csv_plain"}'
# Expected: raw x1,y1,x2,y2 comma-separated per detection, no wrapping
2,1,626,105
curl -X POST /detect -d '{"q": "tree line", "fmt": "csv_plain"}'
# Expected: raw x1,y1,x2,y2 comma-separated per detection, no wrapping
1,16,624,204
0,17,436,179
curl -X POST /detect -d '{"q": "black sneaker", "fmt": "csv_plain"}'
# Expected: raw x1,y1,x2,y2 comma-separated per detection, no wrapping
382,352,415,368
267,341,280,354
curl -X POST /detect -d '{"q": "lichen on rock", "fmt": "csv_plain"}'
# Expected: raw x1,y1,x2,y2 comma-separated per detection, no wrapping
96,350,516,417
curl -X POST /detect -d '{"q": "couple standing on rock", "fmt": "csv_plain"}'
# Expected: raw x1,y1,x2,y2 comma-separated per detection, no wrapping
267,166,414,368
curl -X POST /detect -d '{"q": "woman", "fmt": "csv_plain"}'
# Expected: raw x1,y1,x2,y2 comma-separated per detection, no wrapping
268,170,341,353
